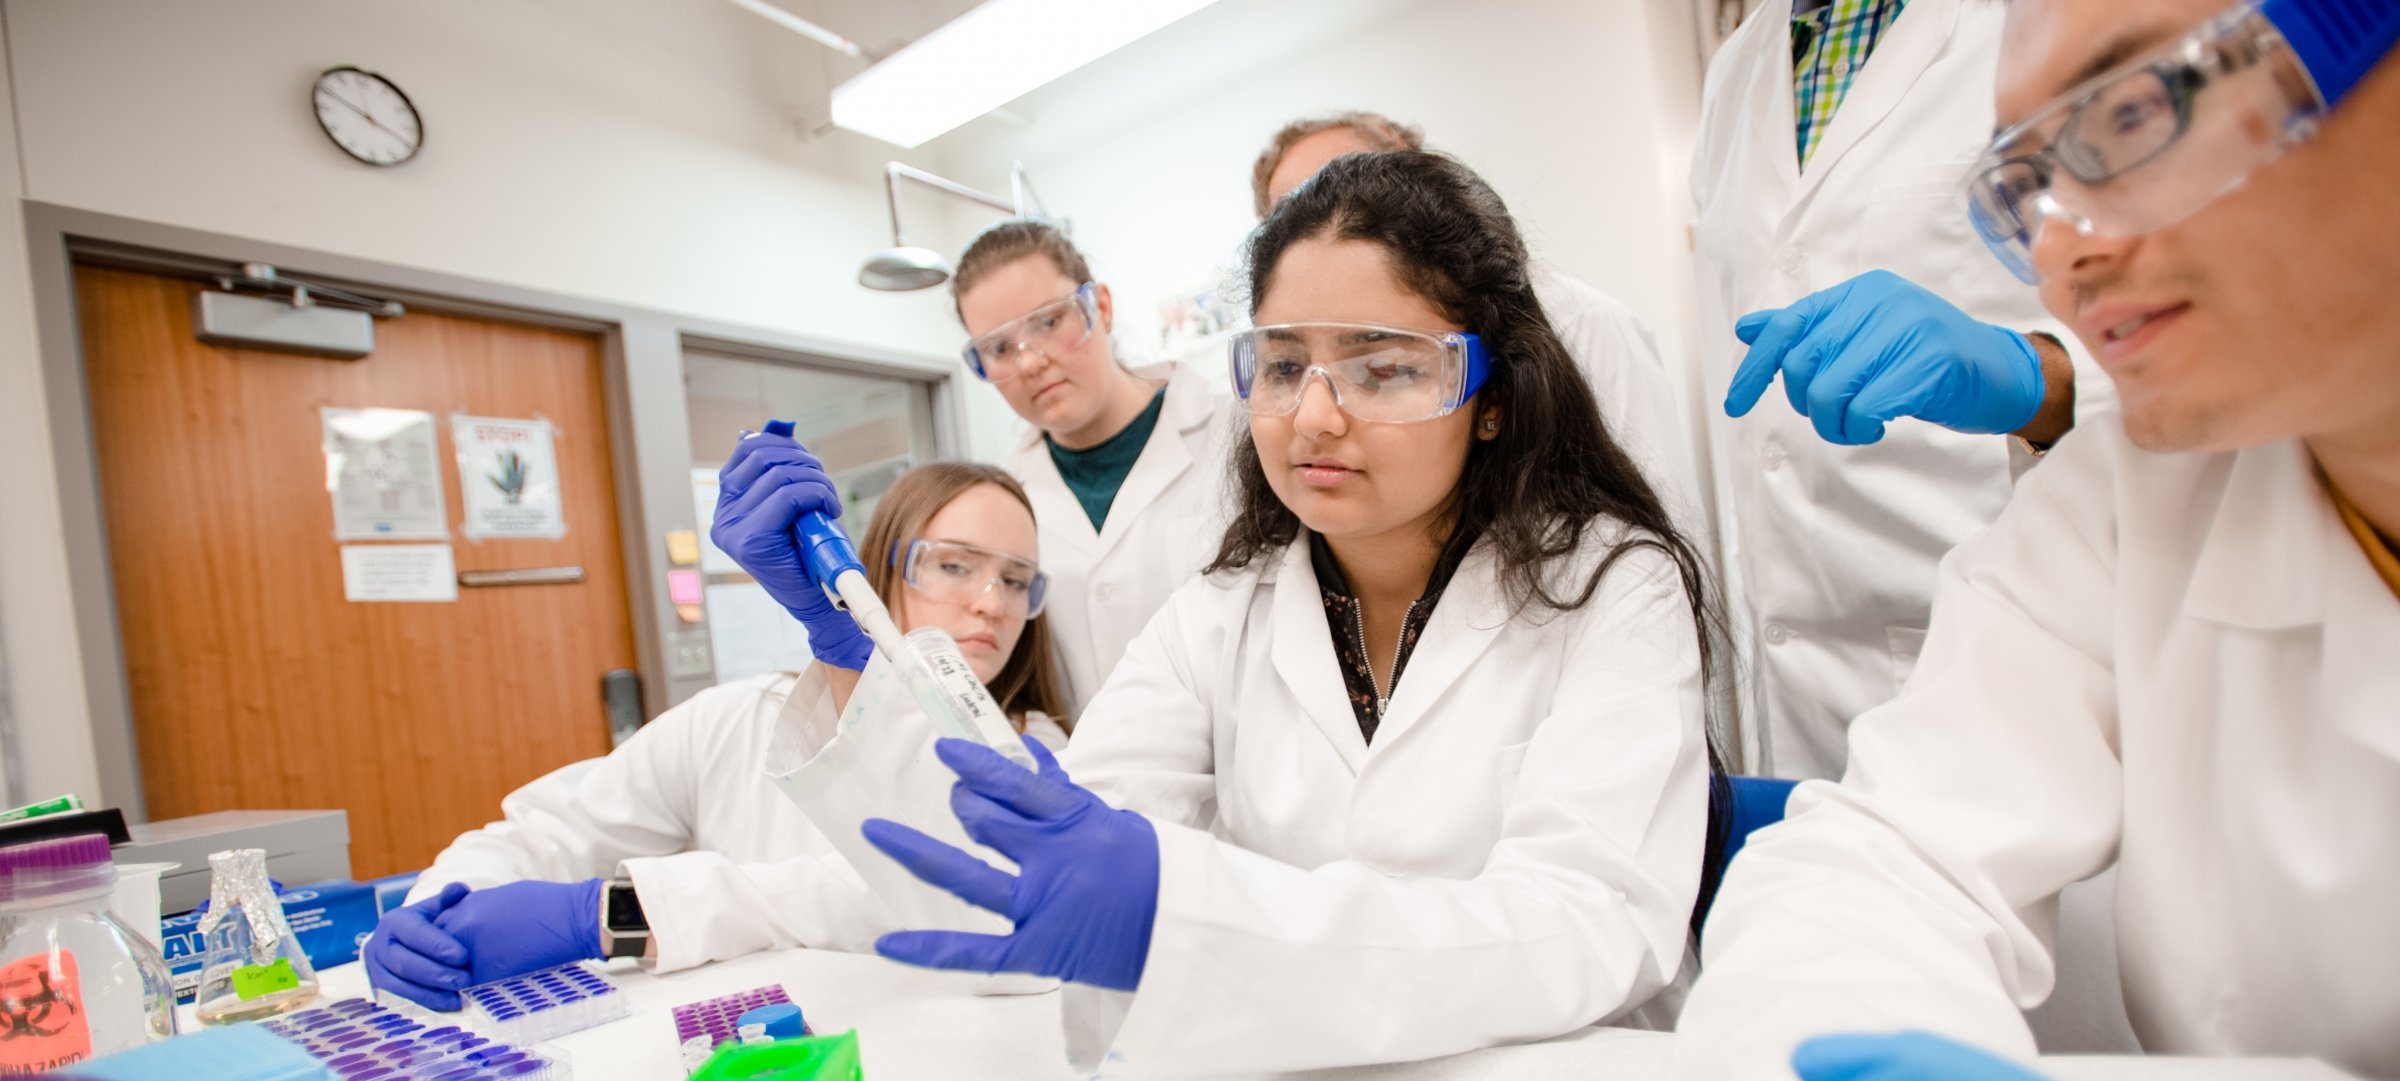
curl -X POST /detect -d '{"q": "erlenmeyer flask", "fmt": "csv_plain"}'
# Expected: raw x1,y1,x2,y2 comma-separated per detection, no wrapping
192,849,319,1024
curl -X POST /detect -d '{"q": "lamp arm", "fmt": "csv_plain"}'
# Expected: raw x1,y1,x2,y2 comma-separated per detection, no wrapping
878,161,1050,248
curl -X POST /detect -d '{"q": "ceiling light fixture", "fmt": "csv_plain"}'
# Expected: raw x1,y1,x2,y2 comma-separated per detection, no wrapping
830,0,1223,149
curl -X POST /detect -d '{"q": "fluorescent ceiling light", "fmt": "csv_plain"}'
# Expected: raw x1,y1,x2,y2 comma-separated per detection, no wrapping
831,0,1221,148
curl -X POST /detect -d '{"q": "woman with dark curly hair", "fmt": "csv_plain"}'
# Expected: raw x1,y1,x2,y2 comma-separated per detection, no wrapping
823,150,1730,1072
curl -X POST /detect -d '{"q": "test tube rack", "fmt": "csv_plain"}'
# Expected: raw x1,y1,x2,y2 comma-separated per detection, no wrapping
671,984,796,1073
459,962,631,1047
259,996,574,1080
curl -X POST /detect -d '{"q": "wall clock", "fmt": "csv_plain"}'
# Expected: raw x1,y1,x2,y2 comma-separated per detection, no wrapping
313,66,423,167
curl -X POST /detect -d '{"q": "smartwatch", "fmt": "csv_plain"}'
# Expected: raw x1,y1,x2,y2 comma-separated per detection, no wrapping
597,878,650,960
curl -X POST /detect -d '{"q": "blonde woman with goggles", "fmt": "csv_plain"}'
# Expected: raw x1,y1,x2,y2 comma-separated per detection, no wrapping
364,462,1069,1010
740,151,1732,1073
951,224,1236,714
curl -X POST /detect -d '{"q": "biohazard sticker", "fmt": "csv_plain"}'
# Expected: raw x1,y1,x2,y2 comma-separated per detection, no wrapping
0,949,91,1073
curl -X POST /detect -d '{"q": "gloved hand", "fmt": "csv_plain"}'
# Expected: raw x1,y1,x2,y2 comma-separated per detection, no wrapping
430,878,605,988
364,882,472,1011
710,426,872,670
1726,270,2044,445
864,737,1159,992
1793,1031,2052,1081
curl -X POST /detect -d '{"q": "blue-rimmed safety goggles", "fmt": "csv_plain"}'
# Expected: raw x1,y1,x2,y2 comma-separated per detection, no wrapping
1229,322,1492,424
1965,0,2399,282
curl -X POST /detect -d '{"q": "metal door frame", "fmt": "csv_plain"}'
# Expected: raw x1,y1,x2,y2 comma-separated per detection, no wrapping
24,201,969,819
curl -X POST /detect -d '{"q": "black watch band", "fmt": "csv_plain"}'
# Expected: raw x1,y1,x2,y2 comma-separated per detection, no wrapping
600,879,649,960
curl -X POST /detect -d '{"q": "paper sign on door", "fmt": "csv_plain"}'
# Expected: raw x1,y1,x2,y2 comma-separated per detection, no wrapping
321,408,447,541
453,415,566,540
340,544,458,603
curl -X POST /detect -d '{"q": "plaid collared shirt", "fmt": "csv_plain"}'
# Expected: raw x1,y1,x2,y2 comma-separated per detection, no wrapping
1791,0,1909,168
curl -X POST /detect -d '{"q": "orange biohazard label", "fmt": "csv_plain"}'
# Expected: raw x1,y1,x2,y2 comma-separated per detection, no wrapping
0,949,91,1074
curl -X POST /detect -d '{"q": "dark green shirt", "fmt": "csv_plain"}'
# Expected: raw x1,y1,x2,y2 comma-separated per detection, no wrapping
1046,387,1167,531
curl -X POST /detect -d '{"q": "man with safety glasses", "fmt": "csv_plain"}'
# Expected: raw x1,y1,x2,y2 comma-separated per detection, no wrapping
1676,0,2400,1076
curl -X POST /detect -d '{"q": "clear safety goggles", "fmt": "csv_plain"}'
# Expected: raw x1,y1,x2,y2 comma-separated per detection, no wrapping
962,283,1099,383
1966,0,2399,283
1228,322,1492,424
899,539,1048,619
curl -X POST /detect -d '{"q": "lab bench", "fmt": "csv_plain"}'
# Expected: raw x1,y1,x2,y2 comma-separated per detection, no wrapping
178,950,2352,1081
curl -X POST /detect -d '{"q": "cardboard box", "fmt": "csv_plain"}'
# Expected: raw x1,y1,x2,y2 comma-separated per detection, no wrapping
160,879,382,1003
118,810,353,914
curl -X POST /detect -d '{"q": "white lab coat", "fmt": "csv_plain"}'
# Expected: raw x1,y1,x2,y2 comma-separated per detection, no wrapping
1050,527,1710,1074
1536,267,1711,547
1690,0,2108,782
1009,361,1237,714
408,670,1067,973
1675,412,2400,1079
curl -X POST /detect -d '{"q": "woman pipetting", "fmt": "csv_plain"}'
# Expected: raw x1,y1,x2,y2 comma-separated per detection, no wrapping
736,151,1725,1072
949,223,1236,713
360,462,1068,1009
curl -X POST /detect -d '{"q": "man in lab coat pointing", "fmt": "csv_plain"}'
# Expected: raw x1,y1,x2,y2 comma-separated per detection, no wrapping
1679,0,2400,1072
1694,0,2106,785
1689,0,2132,1050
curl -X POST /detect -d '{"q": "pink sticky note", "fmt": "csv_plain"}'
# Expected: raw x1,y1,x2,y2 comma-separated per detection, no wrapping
668,569,703,606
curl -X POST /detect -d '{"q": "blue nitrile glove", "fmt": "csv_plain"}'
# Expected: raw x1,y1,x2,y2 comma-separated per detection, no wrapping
1726,270,2044,445
364,881,473,1011
429,878,605,987
1794,1031,2053,1081
710,424,873,671
864,736,1159,992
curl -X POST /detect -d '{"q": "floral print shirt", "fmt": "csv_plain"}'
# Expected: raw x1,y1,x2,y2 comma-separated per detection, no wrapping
1308,528,1480,744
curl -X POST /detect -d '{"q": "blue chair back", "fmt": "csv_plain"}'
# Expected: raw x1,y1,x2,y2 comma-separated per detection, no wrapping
1697,775,1800,935
1719,775,1799,873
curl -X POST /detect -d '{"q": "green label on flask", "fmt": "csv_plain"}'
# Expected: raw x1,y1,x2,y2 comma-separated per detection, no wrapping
232,957,299,1001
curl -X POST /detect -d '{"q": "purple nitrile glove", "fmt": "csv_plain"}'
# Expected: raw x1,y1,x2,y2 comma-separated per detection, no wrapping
710,424,873,671
430,878,605,988
363,881,472,1011
865,736,1159,992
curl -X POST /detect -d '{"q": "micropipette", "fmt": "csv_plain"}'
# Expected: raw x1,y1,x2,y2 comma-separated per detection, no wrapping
754,420,1037,770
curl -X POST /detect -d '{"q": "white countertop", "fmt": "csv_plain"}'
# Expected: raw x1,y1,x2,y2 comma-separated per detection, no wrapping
183,955,2347,1080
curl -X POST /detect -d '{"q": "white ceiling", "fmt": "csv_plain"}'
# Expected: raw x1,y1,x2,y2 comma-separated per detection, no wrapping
926,0,1433,162
733,0,1431,159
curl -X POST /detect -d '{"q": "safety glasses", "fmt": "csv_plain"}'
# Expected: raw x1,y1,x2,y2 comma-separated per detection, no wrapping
962,283,1099,383
1965,0,2398,283
1228,322,1492,424
898,539,1048,619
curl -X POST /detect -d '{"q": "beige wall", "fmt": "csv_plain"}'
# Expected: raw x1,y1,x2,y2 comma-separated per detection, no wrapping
0,0,1710,808
0,0,982,804
927,0,1709,409
0,7,90,805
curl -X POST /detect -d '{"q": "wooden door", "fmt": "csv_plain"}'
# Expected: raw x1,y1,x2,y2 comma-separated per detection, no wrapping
78,265,638,878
